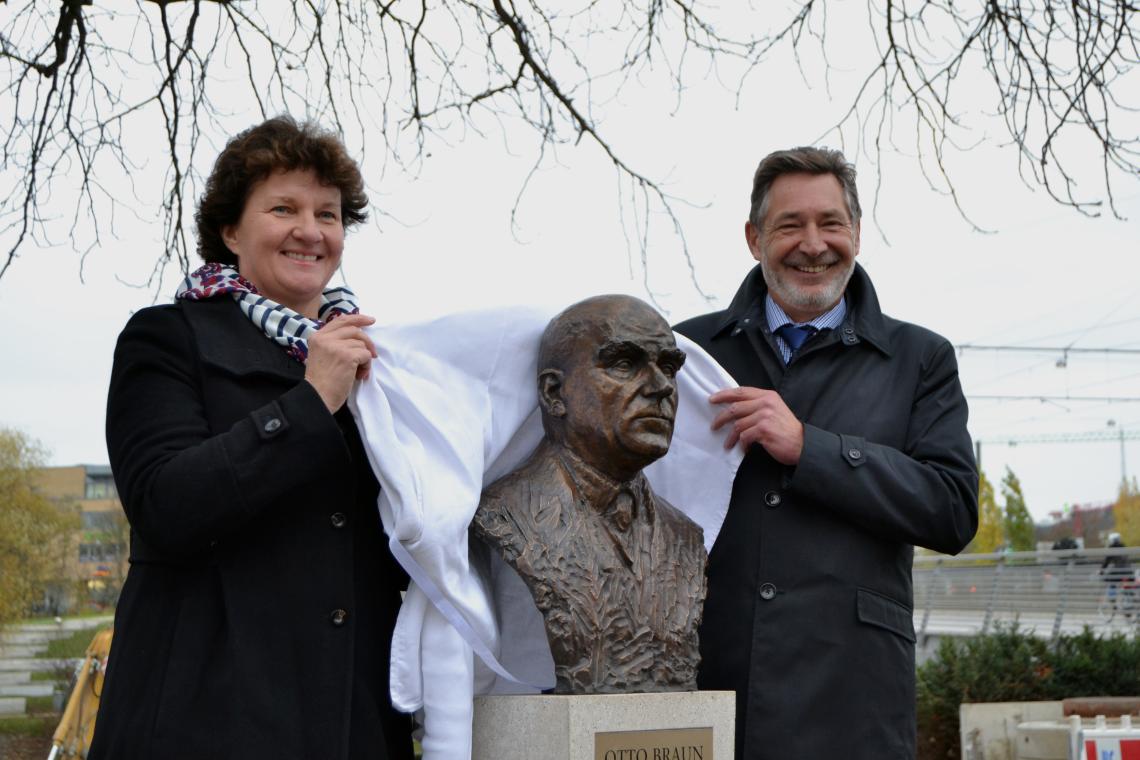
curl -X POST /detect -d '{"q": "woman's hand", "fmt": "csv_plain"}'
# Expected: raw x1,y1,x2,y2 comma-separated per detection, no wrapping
304,313,378,413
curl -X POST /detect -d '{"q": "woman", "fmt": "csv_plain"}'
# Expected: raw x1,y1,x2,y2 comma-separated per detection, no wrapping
90,117,414,760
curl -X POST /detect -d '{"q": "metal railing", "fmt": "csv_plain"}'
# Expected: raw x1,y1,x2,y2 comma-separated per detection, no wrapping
914,547,1140,642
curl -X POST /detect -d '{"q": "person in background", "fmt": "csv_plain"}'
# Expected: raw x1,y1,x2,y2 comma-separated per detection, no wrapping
674,146,979,759
1101,532,1135,615
90,116,413,760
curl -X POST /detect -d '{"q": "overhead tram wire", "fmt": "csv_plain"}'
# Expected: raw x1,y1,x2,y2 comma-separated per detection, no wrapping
974,428,1138,483
957,344,1140,394
967,395,1140,403
977,430,1140,445
988,316,1140,346
956,345,1140,355
956,344,1140,368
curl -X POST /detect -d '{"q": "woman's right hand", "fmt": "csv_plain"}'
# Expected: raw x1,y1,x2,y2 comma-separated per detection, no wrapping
304,313,378,413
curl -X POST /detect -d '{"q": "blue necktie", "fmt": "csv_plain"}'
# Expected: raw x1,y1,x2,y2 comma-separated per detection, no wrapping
775,323,817,357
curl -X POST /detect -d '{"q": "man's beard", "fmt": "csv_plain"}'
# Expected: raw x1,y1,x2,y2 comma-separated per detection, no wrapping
759,253,855,317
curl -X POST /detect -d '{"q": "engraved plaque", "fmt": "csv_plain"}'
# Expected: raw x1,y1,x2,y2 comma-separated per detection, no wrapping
595,727,714,760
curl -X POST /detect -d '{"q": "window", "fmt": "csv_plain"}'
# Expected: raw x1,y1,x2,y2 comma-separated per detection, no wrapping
78,543,122,563
82,511,119,531
84,474,117,500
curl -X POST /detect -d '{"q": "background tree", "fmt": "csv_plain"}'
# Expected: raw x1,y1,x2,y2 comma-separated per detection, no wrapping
1114,477,1140,547
1,1,1137,283
971,471,1005,554
0,428,80,625
85,507,130,609
1001,467,1035,551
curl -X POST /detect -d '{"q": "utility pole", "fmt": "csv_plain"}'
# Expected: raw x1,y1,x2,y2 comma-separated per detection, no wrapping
1120,426,1128,485
1107,421,1128,485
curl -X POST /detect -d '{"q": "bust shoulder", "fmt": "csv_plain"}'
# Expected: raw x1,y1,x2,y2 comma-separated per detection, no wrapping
474,446,571,561
653,493,705,549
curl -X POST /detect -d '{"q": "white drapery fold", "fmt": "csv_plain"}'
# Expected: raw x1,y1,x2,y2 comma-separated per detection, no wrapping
349,306,743,759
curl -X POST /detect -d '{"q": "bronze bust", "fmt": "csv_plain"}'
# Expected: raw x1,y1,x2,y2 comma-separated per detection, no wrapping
471,295,707,694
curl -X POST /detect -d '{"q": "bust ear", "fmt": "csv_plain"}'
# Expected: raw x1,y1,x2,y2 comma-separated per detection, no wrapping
539,369,566,418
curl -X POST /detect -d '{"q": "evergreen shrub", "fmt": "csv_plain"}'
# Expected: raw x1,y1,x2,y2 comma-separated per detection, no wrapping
916,625,1140,759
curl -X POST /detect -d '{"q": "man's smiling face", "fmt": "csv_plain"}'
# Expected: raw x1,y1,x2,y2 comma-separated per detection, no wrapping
746,172,860,323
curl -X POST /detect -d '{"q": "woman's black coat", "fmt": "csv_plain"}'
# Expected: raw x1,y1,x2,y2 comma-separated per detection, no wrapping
675,264,978,760
90,298,413,760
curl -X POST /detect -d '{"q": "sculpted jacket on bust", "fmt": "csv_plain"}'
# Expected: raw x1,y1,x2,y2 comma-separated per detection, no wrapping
472,440,707,694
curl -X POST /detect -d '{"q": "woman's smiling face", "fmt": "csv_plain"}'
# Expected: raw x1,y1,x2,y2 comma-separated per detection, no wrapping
222,169,345,318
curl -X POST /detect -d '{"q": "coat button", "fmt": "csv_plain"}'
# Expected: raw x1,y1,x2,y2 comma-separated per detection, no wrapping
330,512,347,528
763,491,782,508
759,583,777,601
848,448,863,460
263,418,282,433
330,609,348,626
842,326,855,334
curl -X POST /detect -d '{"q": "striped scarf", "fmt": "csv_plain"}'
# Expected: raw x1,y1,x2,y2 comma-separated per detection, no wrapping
175,263,359,363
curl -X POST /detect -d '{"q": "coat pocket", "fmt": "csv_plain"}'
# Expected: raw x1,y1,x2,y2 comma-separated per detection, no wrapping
856,587,916,642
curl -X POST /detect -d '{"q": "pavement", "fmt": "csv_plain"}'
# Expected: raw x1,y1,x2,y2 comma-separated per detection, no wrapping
0,617,112,717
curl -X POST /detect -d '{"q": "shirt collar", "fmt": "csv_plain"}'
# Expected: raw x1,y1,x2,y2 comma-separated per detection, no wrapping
764,294,847,333
555,445,654,525
711,263,892,356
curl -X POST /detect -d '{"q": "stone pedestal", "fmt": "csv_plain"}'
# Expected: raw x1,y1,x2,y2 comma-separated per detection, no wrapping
473,691,734,760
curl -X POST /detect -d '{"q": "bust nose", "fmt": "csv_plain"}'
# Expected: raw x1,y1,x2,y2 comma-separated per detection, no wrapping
641,363,674,399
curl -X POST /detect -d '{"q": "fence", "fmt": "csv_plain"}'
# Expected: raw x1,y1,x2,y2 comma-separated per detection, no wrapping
914,546,1140,643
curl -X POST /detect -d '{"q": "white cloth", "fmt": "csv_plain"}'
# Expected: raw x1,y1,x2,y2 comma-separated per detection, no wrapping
348,305,743,759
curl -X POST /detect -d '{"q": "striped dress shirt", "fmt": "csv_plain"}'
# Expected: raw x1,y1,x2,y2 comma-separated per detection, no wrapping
765,295,848,364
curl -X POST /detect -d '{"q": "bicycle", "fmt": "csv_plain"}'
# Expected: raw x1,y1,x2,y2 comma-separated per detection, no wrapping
1097,573,1138,624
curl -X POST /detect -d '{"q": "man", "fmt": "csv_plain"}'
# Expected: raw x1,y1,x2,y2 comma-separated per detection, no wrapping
472,294,708,694
674,147,978,758
1100,532,1135,618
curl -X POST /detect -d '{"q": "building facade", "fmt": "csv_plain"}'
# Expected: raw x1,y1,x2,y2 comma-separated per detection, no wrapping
31,464,128,614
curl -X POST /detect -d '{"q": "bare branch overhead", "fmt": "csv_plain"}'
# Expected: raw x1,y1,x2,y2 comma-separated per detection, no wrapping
1,0,1136,283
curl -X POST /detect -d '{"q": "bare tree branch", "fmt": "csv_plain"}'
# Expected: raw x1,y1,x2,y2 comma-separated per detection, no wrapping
1,0,1137,287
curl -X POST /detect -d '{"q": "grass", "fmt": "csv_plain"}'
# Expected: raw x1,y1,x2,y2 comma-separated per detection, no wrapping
24,696,54,714
0,620,110,750
0,627,110,736
12,610,112,626
43,626,109,660
0,715,54,736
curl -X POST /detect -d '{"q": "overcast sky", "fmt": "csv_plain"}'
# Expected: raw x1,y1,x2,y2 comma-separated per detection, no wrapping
2,2,1138,524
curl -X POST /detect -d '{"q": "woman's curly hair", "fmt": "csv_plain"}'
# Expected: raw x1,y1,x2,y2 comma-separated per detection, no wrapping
195,116,368,265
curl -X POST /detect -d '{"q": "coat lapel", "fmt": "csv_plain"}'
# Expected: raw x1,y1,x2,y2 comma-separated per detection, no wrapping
705,267,784,389
181,298,305,383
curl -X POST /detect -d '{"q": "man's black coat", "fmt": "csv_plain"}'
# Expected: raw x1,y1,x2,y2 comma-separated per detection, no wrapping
90,298,412,760
675,264,978,759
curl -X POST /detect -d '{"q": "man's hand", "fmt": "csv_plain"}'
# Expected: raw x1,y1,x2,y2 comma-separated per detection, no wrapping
305,313,378,413
709,386,804,465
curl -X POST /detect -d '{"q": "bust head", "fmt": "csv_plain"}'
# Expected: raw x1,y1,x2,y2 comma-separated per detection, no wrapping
475,294,706,695
537,295,686,482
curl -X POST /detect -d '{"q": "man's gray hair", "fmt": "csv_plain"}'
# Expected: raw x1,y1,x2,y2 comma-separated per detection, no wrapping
749,147,861,228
